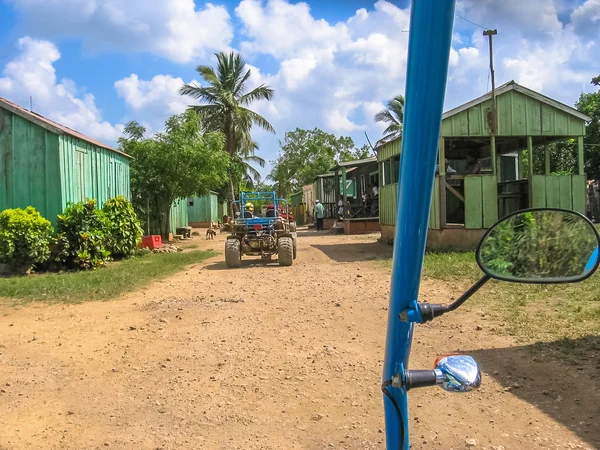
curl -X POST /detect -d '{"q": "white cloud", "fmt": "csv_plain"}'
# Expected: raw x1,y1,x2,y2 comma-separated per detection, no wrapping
6,0,233,63
0,37,122,144
235,0,349,59
570,0,600,37
114,74,191,130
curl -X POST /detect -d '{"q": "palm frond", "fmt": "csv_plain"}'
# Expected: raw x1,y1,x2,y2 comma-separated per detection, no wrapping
240,84,274,105
240,107,275,134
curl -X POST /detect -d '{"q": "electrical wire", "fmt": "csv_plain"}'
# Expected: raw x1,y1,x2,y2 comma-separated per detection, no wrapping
382,380,405,450
454,13,489,30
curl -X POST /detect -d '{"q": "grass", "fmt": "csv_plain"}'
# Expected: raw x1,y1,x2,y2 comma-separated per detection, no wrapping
379,250,600,359
0,250,216,305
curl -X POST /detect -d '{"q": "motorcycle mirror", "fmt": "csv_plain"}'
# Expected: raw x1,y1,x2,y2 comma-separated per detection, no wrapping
434,354,481,393
476,208,600,284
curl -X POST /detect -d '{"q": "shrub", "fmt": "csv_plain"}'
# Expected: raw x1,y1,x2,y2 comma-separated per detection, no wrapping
0,207,53,273
55,199,111,270
102,196,144,258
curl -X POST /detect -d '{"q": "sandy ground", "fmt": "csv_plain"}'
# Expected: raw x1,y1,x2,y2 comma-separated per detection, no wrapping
0,230,598,450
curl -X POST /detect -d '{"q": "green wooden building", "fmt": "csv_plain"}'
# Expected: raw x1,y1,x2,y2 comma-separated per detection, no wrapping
187,191,222,227
377,81,591,249
0,96,131,223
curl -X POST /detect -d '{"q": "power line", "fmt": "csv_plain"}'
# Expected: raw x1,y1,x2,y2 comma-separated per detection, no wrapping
455,13,489,30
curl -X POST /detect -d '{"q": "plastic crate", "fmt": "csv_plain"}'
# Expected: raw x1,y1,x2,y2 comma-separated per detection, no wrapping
140,235,162,250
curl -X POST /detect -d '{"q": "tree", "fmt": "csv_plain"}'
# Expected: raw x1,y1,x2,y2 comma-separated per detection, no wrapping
119,110,229,238
268,128,371,196
374,94,405,144
576,79,600,180
180,52,275,212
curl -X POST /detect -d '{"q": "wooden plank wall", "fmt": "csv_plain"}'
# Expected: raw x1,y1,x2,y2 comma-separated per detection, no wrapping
530,175,586,213
465,175,498,229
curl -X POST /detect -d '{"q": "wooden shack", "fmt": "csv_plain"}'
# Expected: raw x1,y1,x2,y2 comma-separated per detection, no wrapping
377,81,591,249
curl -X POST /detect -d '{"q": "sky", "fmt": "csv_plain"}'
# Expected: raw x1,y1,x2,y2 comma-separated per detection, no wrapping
0,0,598,177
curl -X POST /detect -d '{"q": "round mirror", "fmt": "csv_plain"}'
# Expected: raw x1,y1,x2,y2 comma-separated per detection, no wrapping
476,209,600,283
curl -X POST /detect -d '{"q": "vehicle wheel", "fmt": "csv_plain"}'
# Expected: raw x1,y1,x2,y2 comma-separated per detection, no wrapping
289,222,297,232
225,239,241,268
278,237,294,266
292,238,297,260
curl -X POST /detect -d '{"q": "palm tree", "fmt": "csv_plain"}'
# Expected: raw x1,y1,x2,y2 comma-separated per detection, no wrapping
180,52,274,212
374,95,405,144
234,140,265,190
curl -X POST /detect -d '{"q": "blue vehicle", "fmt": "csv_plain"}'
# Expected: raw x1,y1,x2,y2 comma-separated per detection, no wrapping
382,1,600,449
225,191,297,268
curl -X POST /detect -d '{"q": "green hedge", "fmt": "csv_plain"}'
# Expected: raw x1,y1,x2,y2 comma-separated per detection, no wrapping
0,207,54,273
0,197,145,273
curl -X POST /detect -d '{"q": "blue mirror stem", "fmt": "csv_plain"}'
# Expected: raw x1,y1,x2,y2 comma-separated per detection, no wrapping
585,246,598,273
382,1,456,448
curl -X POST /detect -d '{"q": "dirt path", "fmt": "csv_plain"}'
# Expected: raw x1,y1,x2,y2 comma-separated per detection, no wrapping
0,231,597,450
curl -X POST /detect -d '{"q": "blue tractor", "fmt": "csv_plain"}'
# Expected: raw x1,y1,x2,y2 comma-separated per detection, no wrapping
225,192,297,268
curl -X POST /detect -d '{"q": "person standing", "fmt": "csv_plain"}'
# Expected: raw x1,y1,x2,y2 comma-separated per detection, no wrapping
314,200,325,231
337,195,345,221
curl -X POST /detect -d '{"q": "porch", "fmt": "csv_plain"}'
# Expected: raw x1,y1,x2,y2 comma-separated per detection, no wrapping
377,81,591,249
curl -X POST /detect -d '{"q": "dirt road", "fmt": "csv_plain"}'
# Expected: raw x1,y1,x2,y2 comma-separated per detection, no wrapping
0,231,597,450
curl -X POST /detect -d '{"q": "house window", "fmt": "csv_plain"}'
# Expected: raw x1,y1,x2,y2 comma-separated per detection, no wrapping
188,198,194,206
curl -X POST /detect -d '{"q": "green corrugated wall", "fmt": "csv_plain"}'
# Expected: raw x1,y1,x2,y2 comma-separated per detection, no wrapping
379,179,441,229
0,110,63,221
58,134,130,210
170,199,189,234
188,192,219,223
376,138,402,162
0,106,131,225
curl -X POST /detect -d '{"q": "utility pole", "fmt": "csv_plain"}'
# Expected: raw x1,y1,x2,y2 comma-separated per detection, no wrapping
483,29,498,135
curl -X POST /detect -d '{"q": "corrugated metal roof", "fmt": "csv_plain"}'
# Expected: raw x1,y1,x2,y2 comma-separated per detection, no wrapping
0,96,131,158
329,156,377,171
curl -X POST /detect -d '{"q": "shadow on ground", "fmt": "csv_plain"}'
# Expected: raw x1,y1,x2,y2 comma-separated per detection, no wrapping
466,336,600,448
202,258,288,271
311,241,393,263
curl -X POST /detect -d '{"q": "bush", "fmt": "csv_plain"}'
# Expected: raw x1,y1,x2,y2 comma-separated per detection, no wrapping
102,196,144,258
55,199,111,270
0,207,53,273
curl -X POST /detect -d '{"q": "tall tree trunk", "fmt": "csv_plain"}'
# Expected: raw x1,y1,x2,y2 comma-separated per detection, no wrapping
227,173,237,218
163,205,171,241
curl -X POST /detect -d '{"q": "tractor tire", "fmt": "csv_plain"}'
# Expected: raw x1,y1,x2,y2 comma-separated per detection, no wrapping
278,237,294,267
289,222,297,232
225,239,241,268
293,237,297,260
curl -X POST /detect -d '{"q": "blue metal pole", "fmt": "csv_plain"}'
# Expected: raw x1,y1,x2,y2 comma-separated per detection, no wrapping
383,1,456,449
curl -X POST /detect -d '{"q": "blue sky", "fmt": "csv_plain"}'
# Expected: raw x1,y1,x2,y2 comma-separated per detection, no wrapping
0,0,598,177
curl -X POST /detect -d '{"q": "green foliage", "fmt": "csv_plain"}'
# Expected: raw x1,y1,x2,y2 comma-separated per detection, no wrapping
102,196,144,258
479,211,597,279
374,94,404,143
0,207,53,272
268,128,372,196
120,110,229,236
55,199,111,270
576,85,600,180
180,51,275,208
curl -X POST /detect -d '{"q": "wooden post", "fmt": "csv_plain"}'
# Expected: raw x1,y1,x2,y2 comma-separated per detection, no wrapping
438,137,445,176
490,135,496,176
527,136,534,207
483,29,498,135
439,137,446,228
577,136,584,176
341,167,347,200
527,136,533,178
544,144,550,175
